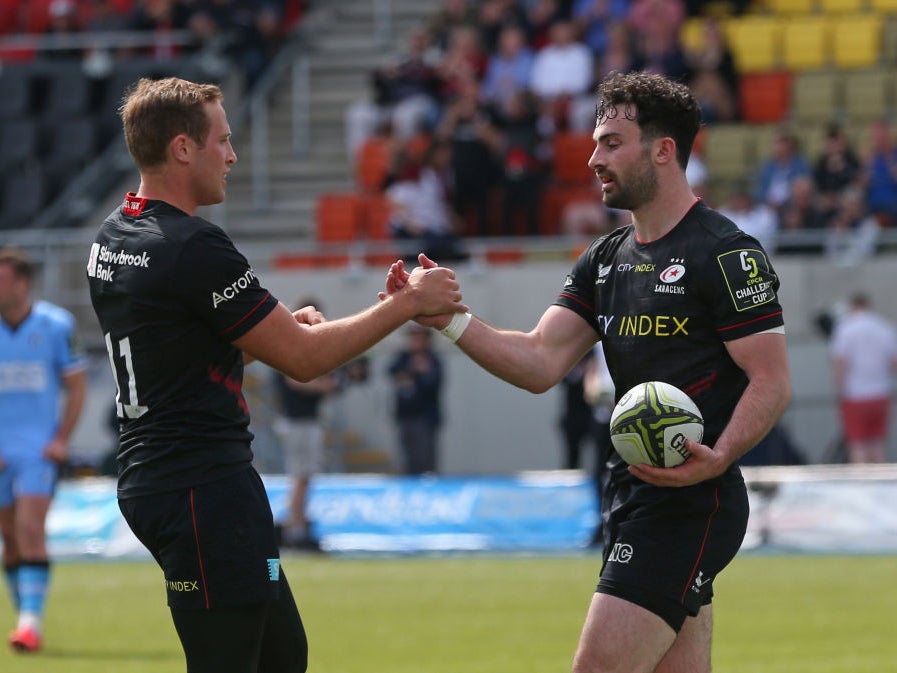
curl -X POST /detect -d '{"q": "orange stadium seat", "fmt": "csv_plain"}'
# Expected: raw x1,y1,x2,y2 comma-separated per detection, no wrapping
552,132,596,186
781,16,829,70
739,71,792,123
355,136,391,192
360,193,393,241
315,193,363,242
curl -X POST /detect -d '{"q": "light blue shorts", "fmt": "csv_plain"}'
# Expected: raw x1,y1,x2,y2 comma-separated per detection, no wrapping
0,450,58,507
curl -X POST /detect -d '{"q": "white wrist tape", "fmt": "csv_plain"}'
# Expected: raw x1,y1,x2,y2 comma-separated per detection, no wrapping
440,312,472,343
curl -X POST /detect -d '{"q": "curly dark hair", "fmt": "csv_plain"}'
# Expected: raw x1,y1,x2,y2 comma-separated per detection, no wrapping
595,71,702,170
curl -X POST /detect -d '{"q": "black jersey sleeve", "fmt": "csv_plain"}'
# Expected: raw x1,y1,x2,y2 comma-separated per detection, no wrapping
175,224,278,341
554,238,604,332
702,233,785,341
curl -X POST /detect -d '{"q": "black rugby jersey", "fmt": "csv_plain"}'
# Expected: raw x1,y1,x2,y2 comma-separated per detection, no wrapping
555,201,784,482
87,194,278,498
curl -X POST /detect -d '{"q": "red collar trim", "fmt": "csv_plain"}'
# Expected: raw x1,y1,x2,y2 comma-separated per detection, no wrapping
122,192,147,216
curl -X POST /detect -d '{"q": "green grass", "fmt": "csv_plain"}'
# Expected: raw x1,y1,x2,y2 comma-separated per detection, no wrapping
0,553,894,672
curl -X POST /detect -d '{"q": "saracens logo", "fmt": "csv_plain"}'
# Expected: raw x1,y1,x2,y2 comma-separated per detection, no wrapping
212,268,258,308
659,259,686,283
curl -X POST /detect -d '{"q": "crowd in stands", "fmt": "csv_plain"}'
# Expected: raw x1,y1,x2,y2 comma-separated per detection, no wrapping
344,0,897,260
0,0,303,231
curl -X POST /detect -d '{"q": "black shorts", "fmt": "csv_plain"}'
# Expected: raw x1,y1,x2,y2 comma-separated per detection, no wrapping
119,465,281,610
597,477,749,632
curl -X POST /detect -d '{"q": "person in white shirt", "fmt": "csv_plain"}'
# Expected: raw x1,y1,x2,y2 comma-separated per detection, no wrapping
830,293,897,463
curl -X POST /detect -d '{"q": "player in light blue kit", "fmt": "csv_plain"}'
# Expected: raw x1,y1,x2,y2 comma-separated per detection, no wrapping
0,247,87,653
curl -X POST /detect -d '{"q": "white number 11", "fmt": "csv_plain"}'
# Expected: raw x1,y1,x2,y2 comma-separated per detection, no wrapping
105,333,149,419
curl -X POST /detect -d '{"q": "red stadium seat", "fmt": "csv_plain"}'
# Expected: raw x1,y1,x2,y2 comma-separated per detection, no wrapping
551,132,596,186
739,71,792,123
315,193,363,242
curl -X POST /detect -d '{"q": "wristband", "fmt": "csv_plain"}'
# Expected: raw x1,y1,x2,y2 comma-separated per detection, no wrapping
440,311,472,343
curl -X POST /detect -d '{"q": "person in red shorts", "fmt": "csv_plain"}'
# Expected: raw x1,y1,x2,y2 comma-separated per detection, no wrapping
831,293,897,463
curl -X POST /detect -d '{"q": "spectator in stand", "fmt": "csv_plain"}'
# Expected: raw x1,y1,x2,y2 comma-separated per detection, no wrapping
477,0,528,55
425,0,479,52
529,18,595,133
437,24,488,102
388,325,445,475
492,89,550,236
862,118,897,229
187,0,284,87
776,174,829,253
824,186,881,263
813,123,861,217
479,22,535,117
43,0,84,59
753,130,811,210
627,0,688,81
344,27,444,162
571,0,631,60
719,188,778,254
525,0,567,51
830,292,897,463
593,20,635,81
436,77,501,235
683,17,738,124
125,0,193,60
386,138,467,260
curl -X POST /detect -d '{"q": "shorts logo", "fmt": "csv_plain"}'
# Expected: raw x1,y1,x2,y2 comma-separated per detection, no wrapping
267,558,280,581
691,571,712,593
717,249,777,312
606,542,633,564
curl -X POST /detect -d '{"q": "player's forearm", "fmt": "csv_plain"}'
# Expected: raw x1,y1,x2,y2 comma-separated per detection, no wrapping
713,374,792,467
454,318,561,394
56,370,87,442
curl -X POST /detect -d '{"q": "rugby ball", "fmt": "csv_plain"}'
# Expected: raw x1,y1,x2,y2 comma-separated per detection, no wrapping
609,381,703,467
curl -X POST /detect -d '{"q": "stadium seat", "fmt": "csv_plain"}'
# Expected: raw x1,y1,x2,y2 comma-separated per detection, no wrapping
0,170,46,230
765,0,817,13
739,72,792,124
38,63,92,121
790,70,842,124
552,132,596,186
41,116,98,189
0,118,38,174
539,184,598,236
781,16,829,71
817,0,867,11
725,17,782,72
360,192,393,240
0,67,33,121
842,68,893,122
701,124,754,183
315,193,364,242
355,136,391,192
679,17,708,54
831,14,882,69
868,0,897,12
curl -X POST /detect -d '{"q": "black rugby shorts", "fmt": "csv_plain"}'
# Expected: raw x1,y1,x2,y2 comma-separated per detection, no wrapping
596,478,749,632
119,466,281,610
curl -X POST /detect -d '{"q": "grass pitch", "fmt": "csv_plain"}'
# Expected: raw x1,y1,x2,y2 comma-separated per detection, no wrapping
0,553,893,672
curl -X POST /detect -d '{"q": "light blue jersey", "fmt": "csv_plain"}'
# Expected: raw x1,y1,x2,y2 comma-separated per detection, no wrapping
0,300,86,455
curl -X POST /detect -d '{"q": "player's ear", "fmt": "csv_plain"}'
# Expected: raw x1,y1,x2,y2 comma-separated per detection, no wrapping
170,134,191,165
654,137,677,166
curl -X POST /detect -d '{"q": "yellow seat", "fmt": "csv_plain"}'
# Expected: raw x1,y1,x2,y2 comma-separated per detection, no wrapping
817,0,867,11
782,16,829,70
791,70,842,124
868,0,897,11
831,14,882,69
765,0,817,13
679,17,708,55
842,68,893,122
725,16,782,72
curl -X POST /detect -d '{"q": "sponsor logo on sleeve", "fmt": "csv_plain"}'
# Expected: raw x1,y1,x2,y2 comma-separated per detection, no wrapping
212,268,258,308
717,249,777,311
